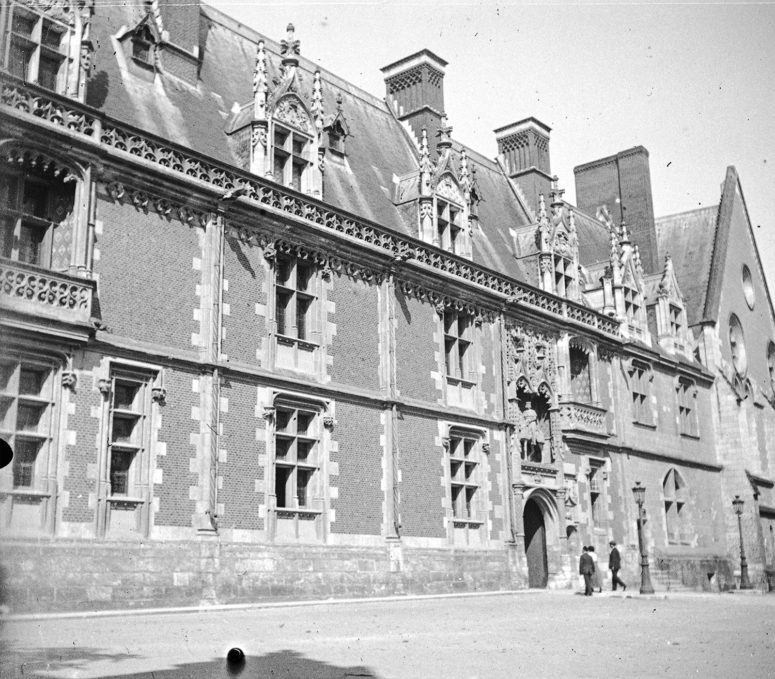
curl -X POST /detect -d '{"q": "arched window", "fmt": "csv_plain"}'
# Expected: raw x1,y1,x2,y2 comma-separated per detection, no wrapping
569,344,593,403
729,314,747,376
767,341,775,395
663,468,690,545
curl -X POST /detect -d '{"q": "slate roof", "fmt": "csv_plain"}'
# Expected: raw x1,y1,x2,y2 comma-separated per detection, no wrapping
655,205,719,327
84,1,616,287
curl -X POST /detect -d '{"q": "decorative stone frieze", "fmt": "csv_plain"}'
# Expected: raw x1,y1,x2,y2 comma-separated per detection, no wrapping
103,181,209,228
399,280,496,323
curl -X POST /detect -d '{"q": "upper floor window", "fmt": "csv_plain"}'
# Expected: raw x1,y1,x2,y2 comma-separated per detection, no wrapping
767,341,775,394
669,304,682,336
742,264,755,309
131,24,155,66
1,162,75,269
0,358,53,491
4,4,72,92
436,198,463,255
663,468,690,545
272,123,312,192
624,287,641,325
569,345,592,402
275,254,316,343
629,360,653,426
676,377,698,437
444,309,473,383
554,255,574,298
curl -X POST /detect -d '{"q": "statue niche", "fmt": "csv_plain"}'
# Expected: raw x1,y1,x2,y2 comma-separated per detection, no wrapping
516,383,551,463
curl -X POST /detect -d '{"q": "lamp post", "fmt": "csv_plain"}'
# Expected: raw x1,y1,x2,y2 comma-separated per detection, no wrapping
632,481,655,594
732,495,752,590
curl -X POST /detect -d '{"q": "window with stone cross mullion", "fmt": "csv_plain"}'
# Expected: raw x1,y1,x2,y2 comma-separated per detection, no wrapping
677,378,697,437
444,310,472,382
436,198,462,254
275,255,316,342
272,122,311,192
6,5,70,92
0,359,53,490
274,406,318,509
630,361,651,424
107,374,149,497
448,433,479,520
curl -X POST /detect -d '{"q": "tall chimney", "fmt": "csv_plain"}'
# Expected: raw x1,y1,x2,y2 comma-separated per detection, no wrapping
494,117,552,214
381,50,447,154
574,146,658,273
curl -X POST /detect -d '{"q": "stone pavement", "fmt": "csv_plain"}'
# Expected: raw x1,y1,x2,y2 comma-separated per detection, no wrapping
1,589,772,678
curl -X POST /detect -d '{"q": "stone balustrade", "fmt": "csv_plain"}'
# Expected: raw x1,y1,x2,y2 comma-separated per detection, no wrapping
558,400,609,438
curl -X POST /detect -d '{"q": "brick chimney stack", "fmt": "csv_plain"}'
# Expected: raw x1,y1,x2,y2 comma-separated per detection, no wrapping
494,117,553,215
574,146,658,274
381,50,448,154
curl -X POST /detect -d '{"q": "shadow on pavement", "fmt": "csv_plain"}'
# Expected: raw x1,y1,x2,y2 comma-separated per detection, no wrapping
0,643,383,679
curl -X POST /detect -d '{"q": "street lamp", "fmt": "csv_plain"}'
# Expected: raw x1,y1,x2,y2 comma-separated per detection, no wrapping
732,495,752,590
632,481,655,594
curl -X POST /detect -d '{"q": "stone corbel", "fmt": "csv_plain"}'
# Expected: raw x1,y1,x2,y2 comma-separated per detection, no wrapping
323,415,335,430
263,405,276,421
62,371,77,391
441,436,450,453
263,242,277,262
434,302,446,317
481,442,491,455
98,378,111,398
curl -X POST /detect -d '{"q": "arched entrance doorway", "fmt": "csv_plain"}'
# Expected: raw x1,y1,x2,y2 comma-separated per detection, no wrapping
524,498,548,588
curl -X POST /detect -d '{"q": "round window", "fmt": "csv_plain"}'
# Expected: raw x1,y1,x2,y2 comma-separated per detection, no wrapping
742,265,755,309
729,314,747,376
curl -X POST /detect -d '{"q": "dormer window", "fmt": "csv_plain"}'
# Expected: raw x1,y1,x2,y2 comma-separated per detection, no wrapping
272,123,312,192
669,304,682,336
436,198,463,254
624,287,641,324
554,255,574,297
131,26,154,65
5,4,71,93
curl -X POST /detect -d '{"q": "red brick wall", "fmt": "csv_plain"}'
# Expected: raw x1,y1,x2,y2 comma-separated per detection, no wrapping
218,378,264,531
395,292,438,403
94,195,199,350
222,234,267,366
153,367,199,527
485,430,505,538
396,414,444,538
330,401,383,535
330,276,380,390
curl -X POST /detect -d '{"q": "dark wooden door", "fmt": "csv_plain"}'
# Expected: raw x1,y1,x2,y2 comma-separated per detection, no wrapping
524,499,548,588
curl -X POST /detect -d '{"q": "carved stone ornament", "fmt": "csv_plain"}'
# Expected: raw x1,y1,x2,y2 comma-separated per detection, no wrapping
435,175,464,205
263,405,275,421
435,302,447,317
98,378,111,397
263,242,277,261
252,127,267,150
481,442,490,454
62,371,77,390
151,386,166,405
273,96,312,134
323,415,335,430
441,436,450,452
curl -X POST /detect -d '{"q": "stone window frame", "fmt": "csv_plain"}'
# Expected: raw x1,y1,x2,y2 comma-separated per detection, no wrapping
96,360,163,539
728,313,748,377
442,307,475,385
626,359,655,427
435,195,464,255
675,376,699,438
0,350,63,535
567,337,598,404
441,423,490,545
3,2,74,93
662,467,691,545
553,253,575,298
271,119,313,193
0,151,82,271
586,457,608,529
767,340,775,396
742,264,755,310
264,390,333,543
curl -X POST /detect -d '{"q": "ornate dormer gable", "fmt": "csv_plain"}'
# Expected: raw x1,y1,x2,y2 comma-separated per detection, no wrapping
120,12,161,71
535,178,581,302
2,0,95,101
595,207,648,342
412,117,473,260
648,254,692,356
239,24,323,198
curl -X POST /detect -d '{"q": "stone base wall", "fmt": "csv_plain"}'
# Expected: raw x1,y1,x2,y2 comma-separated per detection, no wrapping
0,539,518,614
652,552,734,591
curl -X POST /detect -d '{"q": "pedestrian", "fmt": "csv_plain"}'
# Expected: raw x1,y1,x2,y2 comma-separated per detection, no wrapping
609,540,627,592
579,546,595,596
588,545,602,592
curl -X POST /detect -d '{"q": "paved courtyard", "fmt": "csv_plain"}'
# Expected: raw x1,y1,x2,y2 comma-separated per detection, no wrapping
1,591,772,678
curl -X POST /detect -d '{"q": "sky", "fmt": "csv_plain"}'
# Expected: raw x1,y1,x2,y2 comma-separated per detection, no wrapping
208,0,775,291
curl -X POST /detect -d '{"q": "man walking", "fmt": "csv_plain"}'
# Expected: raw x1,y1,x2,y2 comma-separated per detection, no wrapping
609,540,627,591
579,546,595,596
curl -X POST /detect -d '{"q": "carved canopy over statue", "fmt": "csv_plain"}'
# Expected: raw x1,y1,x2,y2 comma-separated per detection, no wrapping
506,325,558,464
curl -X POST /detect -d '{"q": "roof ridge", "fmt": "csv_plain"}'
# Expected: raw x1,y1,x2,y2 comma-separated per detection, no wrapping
656,204,719,221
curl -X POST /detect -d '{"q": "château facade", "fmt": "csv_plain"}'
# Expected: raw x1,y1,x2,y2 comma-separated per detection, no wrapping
1,0,773,613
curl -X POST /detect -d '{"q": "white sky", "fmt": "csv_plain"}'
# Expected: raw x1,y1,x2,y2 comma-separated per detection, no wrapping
208,0,775,291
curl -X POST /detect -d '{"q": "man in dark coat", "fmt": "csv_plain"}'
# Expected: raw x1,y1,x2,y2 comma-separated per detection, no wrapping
608,540,627,591
579,546,595,596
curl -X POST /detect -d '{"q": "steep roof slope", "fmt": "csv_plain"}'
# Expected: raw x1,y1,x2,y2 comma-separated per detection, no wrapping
655,205,718,327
